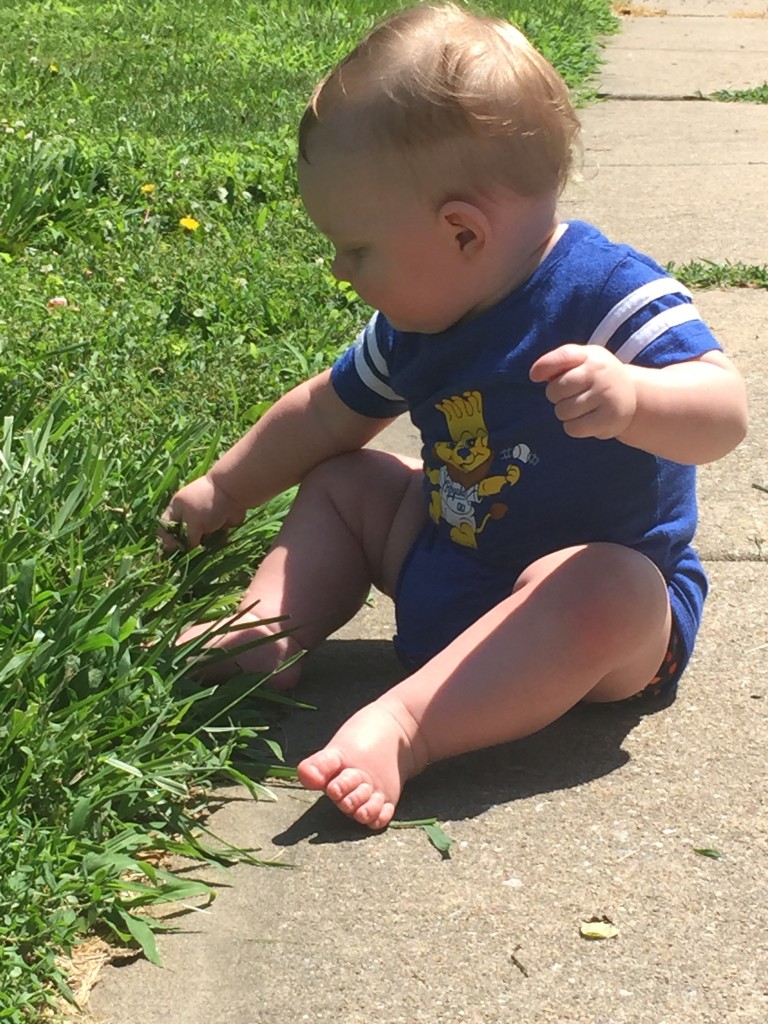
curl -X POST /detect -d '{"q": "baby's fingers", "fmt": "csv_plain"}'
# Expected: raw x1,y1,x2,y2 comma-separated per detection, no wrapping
158,494,205,552
157,516,194,553
548,389,599,426
530,343,588,384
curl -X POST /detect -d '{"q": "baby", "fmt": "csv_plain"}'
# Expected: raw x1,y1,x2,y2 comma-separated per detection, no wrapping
161,3,747,830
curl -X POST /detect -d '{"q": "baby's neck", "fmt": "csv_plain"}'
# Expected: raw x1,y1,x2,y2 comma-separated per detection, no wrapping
465,192,562,321
503,218,565,291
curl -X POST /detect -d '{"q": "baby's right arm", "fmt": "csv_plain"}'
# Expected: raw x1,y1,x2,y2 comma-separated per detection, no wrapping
160,368,393,549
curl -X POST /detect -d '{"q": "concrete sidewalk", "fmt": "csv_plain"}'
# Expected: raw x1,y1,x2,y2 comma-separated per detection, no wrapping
91,6,768,1023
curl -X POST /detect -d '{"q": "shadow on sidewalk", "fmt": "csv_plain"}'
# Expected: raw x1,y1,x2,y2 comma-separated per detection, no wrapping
266,637,674,849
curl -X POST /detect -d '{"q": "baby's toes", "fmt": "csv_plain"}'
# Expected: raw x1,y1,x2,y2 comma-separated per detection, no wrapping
338,780,374,817
368,800,396,832
297,748,345,791
326,766,368,804
352,789,386,828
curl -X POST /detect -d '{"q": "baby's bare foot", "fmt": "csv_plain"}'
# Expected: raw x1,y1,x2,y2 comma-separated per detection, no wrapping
177,611,303,690
297,698,429,829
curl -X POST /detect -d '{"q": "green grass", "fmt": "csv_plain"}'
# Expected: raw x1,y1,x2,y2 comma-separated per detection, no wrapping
0,394,299,1013
710,83,768,104
0,0,617,1016
667,259,768,291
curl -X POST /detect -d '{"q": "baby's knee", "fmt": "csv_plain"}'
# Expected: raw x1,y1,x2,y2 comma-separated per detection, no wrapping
299,448,421,515
566,544,669,651
589,543,667,612
300,448,384,495
518,543,668,651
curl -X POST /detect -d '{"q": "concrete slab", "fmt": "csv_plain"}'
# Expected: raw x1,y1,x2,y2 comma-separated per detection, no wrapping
599,16,768,96
620,1,768,19
367,412,421,458
561,100,768,264
90,561,768,1024
693,290,767,560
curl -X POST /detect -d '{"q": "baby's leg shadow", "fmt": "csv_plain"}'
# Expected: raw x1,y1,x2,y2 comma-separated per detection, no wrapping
269,638,674,845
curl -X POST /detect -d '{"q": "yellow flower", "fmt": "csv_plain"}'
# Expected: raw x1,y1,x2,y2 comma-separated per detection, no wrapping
140,183,156,195
179,216,200,231
48,63,58,73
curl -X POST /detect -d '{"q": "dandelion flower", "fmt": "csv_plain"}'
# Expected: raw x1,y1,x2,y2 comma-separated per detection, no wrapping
179,216,200,231
141,183,156,195
48,63,58,73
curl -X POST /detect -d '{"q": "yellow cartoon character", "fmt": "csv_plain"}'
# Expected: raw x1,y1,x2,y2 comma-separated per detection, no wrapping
426,390,527,548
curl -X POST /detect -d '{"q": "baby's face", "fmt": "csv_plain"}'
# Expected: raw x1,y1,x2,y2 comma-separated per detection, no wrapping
298,147,480,334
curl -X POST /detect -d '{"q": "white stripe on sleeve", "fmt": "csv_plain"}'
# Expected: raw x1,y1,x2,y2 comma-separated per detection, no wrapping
364,324,391,379
613,304,703,364
352,335,404,402
588,278,694,350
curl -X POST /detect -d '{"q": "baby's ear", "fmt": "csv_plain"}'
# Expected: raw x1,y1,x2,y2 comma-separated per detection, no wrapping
439,200,489,256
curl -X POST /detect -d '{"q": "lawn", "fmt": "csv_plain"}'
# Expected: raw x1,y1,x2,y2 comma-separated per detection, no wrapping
0,0,616,1016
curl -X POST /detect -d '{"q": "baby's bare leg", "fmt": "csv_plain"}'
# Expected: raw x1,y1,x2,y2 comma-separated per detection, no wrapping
178,450,424,687
298,543,672,827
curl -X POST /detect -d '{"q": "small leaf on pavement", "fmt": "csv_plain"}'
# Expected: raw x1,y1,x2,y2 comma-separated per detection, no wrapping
390,817,455,858
580,916,619,940
423,822,454,858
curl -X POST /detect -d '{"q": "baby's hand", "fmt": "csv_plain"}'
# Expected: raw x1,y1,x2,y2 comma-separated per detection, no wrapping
158,474,246,552
530,344,637,441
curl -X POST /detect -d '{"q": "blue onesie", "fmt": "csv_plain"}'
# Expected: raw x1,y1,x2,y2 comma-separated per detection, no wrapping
330,221,721,691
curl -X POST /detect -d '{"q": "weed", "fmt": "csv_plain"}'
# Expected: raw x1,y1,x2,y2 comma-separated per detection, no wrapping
711,83,768,104
667,259,768,291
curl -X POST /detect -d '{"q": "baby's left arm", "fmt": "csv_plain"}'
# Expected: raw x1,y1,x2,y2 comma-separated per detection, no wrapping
530,344,748,465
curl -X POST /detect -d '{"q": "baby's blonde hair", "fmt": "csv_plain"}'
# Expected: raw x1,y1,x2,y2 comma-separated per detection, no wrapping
298,2,580,200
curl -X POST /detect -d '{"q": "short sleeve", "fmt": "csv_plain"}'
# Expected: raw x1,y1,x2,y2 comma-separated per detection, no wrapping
330,312,409,418
585,258,721,369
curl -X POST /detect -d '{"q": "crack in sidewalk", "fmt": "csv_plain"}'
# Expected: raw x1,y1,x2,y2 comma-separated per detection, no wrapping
597,92,728,100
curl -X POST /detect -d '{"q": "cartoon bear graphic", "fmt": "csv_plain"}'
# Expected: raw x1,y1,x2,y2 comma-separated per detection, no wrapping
426,390,534,549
